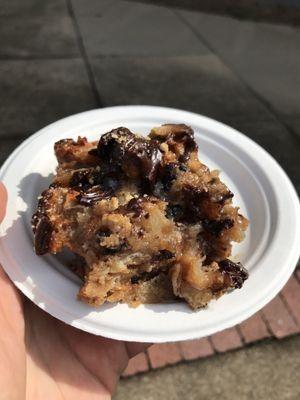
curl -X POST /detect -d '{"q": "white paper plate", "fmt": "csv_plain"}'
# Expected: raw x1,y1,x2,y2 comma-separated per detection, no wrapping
0,106,299,343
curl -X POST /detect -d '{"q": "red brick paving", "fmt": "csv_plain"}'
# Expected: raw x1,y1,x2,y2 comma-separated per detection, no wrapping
280,275,300,327
239,312,270,343
122,273,300,378
261,295,299,338
210,327,243,352
179,338,214,360
122,352,149,377
147,343,182,368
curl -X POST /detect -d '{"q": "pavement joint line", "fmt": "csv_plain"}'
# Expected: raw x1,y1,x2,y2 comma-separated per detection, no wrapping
235,324,246,345
65,0,103,108
256,310,274,338
207,335,217,353
144,349,151,371
279,291,300,328
173,8,300,149
0,55,82,61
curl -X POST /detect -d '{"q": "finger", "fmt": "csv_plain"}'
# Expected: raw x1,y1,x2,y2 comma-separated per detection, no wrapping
0,182,7,223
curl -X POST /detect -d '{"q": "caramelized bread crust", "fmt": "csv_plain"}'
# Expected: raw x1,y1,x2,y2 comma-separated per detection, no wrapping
32,124,248,309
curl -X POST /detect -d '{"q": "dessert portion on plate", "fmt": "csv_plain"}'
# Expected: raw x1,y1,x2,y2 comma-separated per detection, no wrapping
32,124,249,309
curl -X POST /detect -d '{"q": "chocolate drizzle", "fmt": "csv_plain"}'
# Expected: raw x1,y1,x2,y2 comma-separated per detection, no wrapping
76,186,111,206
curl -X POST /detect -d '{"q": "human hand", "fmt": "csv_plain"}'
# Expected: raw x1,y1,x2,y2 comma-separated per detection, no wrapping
0,182,149,400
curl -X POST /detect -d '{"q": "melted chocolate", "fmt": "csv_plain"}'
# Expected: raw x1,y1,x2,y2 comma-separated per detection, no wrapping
153,249,174,261
181,185,210,223
165,204,184,221
97,127,162,189
126,197,149,218
219,259,248,288
34,216,53,255
76,186,111,206
201,218,234,237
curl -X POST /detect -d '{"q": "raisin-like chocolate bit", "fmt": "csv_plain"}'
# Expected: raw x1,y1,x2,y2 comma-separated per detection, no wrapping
181,185,210,223
159,163,178,191
179,163,188,172
126,197,149,217
153,249,174,261
34,216,53,255
165,204,184,221
69,169,93,189
76,186,110,206
95,228,111,239
131,275,140,284
219,259,248,289
217,190,234,205
201,218,234,237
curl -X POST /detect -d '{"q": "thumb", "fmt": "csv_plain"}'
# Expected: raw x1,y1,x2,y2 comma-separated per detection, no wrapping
0,182,7,223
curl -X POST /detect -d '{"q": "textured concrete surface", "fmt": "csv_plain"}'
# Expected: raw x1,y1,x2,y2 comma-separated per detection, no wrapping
90,54,274,123
177,10,300,117
73,0,208,56
0,59,95,137
115,335,300,400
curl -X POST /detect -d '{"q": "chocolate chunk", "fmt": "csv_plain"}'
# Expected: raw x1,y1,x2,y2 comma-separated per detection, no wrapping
219,259,248,289
181,185,210,223
95,228,111,239
159,163,178,191
97,127,162,190
176,132,198,162
34,216,53,255
131,275,140,284
217,190,234,205
69,169,94,189
126,197,143,217
126,197,149,217
70,168,120,195
201,218,234,237
165,204,184,221
179,164,188,172
97,127,133,163
153,249,174,261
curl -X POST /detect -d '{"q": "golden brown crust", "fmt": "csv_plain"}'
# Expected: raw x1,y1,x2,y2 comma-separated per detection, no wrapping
32,125,249,309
